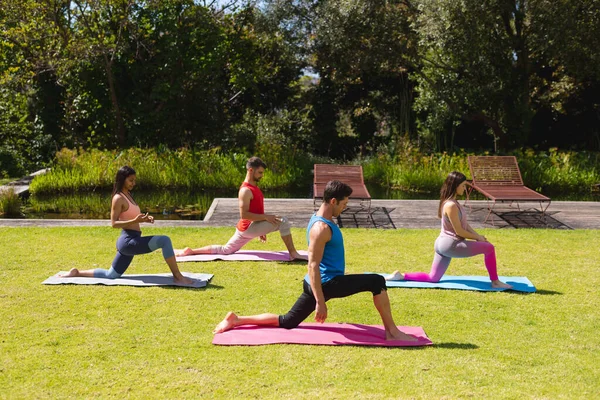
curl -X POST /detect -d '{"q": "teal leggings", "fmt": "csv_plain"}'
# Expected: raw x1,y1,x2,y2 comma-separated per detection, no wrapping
94,230,175,278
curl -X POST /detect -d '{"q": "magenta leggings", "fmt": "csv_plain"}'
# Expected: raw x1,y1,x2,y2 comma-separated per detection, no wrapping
404,236,499,282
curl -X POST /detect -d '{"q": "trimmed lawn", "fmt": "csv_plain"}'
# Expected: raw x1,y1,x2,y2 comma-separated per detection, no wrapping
1,227,598,399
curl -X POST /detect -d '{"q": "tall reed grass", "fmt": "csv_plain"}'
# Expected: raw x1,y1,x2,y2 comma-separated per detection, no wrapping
27,190,219,219
30,147,320,195
0,188,22,216
361,148,600,195
30,147,600,196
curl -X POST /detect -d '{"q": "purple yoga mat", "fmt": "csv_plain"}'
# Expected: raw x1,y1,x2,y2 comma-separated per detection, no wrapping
176,250,308,262
212,323,432,347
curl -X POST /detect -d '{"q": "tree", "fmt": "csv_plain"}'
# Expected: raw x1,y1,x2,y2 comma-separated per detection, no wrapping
412,0,600,151
262,0,418,158
0,0,68,173
67,0,135,146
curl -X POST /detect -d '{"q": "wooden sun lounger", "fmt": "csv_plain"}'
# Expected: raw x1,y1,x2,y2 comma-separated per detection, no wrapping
313,164,371,212
467,156,551,224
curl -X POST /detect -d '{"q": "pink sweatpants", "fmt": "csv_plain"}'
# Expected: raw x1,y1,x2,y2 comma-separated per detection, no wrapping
210,217,292,255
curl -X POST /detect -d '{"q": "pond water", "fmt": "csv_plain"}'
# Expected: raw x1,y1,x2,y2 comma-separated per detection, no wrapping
3,184,598,219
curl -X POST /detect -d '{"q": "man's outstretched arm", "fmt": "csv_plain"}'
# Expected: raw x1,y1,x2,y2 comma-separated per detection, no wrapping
307,222,331,323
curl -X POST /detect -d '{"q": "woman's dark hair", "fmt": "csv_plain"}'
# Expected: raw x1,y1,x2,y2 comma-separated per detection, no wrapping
323,180,353,203
112,166,136,196
438,171,467,218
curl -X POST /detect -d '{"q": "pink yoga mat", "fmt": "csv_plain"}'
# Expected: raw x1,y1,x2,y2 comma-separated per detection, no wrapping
212,323,432,347
176,250,308,262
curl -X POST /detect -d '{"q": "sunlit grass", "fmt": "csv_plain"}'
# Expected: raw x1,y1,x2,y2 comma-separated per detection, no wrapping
1,227,598,398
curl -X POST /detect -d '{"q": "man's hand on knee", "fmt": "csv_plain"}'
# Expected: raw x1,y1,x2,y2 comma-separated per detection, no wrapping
264,214,281,225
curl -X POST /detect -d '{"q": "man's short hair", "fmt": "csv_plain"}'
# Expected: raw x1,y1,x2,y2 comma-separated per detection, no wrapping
323,180,353,203
246,156,267,170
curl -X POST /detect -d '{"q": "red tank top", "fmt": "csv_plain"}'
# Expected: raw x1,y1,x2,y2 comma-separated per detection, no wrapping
236,182,264,232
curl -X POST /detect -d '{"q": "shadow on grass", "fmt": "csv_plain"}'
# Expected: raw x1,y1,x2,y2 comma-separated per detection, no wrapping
347,345,430,350
432,342,479,350
160,283,224,291
533,289,562,295
275,259,309,265
357,342,479,350
512,288,562,296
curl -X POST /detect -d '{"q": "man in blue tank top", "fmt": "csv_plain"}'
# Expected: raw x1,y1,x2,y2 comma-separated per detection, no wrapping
214,180,417,341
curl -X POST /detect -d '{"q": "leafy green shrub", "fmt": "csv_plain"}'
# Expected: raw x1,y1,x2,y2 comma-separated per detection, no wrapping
0,148,26,178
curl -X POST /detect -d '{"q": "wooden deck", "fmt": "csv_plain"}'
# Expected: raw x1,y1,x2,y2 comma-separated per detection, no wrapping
201,198,600,229
3,198,598,229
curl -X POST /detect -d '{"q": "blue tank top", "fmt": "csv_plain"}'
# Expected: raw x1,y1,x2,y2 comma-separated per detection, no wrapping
304,214,345,284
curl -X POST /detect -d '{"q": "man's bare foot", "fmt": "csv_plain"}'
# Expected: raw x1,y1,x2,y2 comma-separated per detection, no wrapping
213,312,239,334
491,280,513,289
174,247,194,257
58,268,80,278
386,271,404,281
386,328,419,342
174,275,195,286
289,251,308,261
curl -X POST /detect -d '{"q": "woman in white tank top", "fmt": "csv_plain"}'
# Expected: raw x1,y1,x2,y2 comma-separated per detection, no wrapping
387,171,512,289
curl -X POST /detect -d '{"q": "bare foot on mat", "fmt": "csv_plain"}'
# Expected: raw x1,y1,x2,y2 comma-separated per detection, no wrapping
213,312,239,334
174,275,195,286
58,268,80,278
386,271,404,281
289,251,308,261
386,328,419,342
491,280,513,290
174,247,194,257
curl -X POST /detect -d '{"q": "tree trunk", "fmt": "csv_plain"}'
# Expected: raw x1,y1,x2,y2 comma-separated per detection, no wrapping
104,54,126,146
464,112,505,152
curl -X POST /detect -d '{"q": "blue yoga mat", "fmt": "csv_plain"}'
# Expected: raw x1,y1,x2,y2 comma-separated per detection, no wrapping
376,274,536,292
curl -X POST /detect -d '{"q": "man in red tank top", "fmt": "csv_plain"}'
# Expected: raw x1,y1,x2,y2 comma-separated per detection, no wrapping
176,157,307,260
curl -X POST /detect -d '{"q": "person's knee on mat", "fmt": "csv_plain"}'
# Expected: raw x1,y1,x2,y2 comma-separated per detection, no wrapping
278,315,302,330
214,244,238,255
427,268,446,283
93,267,122,279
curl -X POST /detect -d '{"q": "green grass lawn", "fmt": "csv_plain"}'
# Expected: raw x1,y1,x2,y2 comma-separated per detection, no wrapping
1,227,598,399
